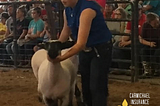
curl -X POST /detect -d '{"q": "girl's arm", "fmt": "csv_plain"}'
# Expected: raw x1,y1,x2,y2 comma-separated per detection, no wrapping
58,10,72,42
52,8,96,63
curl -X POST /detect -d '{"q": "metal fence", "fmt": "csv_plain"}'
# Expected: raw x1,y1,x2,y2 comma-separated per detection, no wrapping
1,0,159,83
106,0,139,82
0,1,64,68
107,0,160,83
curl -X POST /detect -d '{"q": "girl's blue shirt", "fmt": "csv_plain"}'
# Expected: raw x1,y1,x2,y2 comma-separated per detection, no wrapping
65,0,112,47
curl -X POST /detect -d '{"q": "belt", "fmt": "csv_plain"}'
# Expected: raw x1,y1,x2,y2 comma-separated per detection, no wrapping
83,47,100,57
83,47,92,52
83,40,112,57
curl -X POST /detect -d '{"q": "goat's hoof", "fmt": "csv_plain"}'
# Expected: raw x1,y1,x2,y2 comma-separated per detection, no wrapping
77,102,87,106
37,96,43,103
75,90,81,97
68,104,73,106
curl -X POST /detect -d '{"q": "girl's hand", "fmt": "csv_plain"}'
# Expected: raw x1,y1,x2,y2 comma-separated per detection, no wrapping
47,55,62,63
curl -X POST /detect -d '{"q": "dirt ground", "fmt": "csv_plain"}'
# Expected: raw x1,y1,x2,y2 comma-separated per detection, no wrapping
0,69,160,106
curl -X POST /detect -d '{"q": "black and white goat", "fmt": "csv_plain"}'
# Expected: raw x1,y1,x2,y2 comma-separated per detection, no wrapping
31,40,81,106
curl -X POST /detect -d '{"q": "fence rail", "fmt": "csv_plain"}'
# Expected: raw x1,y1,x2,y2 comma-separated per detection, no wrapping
1,0,159,83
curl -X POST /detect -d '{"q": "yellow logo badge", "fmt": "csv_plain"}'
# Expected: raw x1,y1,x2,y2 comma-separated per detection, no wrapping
118,99,132,106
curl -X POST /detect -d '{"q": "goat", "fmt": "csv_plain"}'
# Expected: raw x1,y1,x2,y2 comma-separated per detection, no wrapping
31,40,79,106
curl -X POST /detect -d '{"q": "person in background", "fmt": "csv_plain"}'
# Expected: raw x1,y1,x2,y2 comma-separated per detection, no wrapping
139,12,160,77
0,12,9,64
119,4,146,47
0,12,9,41
112,4,146,70
26,0,44,21
110,7,127,74
0,0,8,14
96,0,106,10
142,0,160,17
23,7,44,64
0,5,14,65
116,0,131,19
25,7,44,43
5,5,14,40
6,5,29,65
33,18,51,52
103,4,115,19
113,7,127,46
139,0,144,5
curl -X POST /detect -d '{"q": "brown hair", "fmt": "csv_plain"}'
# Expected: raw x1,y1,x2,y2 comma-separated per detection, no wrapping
146,12,159,23
33,7,41,16
115,7,127,19
1,12,9,20
18,5,27,17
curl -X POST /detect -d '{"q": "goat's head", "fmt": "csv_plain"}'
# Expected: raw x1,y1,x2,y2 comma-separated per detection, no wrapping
38,40,75,59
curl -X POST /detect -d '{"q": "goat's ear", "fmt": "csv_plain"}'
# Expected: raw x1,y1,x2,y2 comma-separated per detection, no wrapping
60,41,75,50
37,42,50,50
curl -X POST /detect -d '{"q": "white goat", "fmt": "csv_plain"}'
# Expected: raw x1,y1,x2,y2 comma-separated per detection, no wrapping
31,48,78,106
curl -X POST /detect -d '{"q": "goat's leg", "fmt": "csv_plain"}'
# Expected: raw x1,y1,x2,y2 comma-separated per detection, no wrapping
68,94,73,106
75,83,81,99
68,84,75,106
59,99,63,106
61,93,70,106
37,92,43,103
75,83,86,106
43,96,58,106
37,87,44,103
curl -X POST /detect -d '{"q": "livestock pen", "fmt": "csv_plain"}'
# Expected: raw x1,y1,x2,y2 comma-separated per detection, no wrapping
0,0,160,106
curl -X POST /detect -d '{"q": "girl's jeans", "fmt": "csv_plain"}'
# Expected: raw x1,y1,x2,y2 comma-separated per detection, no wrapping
79,41,112,106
